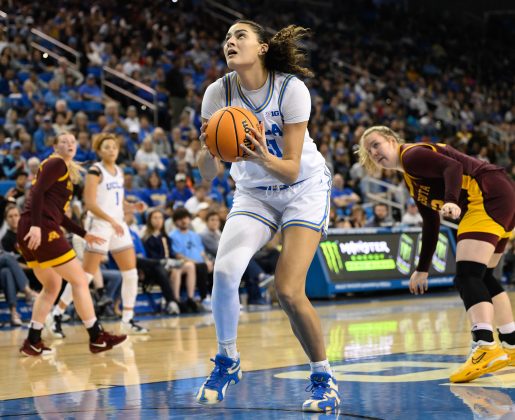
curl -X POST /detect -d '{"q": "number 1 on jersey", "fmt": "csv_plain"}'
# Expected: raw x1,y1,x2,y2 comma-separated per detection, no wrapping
266,138,283,157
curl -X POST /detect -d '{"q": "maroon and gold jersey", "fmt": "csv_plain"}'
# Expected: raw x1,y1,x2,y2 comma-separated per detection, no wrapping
400,143,503,211
399,143,514,272
22,156,85,237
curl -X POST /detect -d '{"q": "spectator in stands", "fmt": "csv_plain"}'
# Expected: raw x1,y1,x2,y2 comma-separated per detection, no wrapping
142,170,170,211
55,99,73,125
134,137,165,173
365,203,394,228
44,78,71,108
142,209,197,313
170,207,213,310
331,173,360,216
78,73,102,102
26,157,40,184
72,112,90,134
52,57,84,88
75,132,96,163
138,115,154,143
349,205,367,228
0,247,37,326
5,171,28,207
1,204,21,254
169,173,193,208
185,185,211,216
33,116,56,157
2,141,27,180
124,105,141,134
151,127,172,156
104,102,128,133
401,198,423,226
52,112,73,136
19,131,34,160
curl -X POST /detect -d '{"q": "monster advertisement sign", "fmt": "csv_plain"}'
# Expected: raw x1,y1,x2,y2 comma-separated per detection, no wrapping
318,230,456,283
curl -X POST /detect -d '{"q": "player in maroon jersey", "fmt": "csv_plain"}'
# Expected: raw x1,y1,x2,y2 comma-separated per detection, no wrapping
358,125,515,383
17,132,126,356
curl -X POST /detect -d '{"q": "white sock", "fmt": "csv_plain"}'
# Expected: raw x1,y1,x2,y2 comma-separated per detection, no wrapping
310,359,333,376
218,339,238,360
499,322,515,334
52,305,65,316
472,323,493,332
29,321,44,330
121,269,138,323
83,317,97,329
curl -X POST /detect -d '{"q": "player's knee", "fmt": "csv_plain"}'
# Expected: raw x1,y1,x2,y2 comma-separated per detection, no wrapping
275,285,303,311
454,261,490,310
483,267,505,298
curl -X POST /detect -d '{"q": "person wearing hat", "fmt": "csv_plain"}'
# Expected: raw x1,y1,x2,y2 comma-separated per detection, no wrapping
2,141,27,180
401,197,423,226
169,173,193,208
78,73,102,102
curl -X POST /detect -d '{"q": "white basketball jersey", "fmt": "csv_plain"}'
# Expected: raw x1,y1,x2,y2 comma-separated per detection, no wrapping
88,163,125,222
202,71,325,188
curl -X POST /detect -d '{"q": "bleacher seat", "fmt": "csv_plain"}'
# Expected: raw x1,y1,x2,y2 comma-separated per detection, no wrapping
87,66,102,78
0,180,16,196
17,71,30,83
38,72,54,82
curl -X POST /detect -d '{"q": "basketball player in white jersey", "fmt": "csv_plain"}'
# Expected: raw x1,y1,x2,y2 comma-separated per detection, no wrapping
48,133,148,336
195,20,340,412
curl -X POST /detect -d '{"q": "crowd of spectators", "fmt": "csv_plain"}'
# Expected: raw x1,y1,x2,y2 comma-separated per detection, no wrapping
0,0,514,322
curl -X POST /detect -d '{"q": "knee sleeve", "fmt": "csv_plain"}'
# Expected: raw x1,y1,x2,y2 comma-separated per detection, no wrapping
454,261,490,310
483,267,505,298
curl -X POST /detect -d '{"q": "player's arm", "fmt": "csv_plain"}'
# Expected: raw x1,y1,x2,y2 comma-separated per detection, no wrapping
402,147,463,205
415,202,441,272
197,117,222,182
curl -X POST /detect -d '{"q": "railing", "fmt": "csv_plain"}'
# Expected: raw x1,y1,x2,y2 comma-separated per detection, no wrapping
481,122,513,146
30,28,80,68
102,66,158,126
361,176,406,219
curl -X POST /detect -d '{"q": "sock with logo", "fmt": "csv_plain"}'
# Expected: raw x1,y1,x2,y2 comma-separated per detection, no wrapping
85,319,102,342
28,321,44,345
498,322,515,345
471,323,494,344
310,359,333,376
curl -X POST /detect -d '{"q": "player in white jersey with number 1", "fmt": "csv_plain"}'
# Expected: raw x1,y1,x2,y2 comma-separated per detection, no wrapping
195,20,340,413
48,133,148,336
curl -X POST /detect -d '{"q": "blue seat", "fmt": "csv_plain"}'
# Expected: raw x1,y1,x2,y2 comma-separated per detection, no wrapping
67,100,83,112
0,180,16,196
39,72,54,82
17,71,30,83
87,66,102,78
82,101,104,114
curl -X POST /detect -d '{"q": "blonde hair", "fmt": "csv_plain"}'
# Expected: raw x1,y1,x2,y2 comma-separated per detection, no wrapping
92,132,121,152
53,132,85,184
357,126,405,174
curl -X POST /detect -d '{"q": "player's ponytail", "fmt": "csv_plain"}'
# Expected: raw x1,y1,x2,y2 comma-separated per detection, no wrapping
234,20,314,78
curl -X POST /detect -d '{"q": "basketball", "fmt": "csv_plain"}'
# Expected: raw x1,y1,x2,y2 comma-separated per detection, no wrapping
205,106,259,162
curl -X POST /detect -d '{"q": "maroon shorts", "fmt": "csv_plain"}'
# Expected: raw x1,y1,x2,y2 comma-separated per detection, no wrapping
17,215,76,269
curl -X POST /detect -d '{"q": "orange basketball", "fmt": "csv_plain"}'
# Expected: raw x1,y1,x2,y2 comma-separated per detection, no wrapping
205,106,259,162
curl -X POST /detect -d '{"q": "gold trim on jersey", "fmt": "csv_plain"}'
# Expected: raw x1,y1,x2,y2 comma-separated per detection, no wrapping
39,249,77,268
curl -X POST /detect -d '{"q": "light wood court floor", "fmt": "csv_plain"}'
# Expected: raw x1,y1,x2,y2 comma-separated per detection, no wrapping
2,291,515,418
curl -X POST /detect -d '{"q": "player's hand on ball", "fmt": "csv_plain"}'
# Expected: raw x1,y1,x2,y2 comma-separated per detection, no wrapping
238,122,271,164
440,202,461,219
84,233,106,246
409,271,428,295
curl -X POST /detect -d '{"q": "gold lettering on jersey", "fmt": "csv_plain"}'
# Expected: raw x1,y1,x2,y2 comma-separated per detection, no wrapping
48,231,60,242
417,185,430,206
431,199,444,210
66,180,73,191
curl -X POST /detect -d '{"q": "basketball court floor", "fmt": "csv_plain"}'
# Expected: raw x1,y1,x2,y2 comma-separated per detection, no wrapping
1,291,515,419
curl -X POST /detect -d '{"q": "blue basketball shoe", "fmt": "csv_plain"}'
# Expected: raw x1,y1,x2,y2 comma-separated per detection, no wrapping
302,372,341,412
195,354,242,405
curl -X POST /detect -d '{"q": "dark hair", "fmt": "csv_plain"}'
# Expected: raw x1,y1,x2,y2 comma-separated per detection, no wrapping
142,209,166,241
172,207,191,222
206,211,220,221
234,20,314,78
